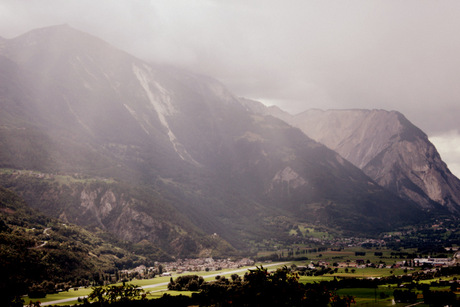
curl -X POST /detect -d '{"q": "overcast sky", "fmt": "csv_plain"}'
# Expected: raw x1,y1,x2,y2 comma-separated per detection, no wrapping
1,0,459,175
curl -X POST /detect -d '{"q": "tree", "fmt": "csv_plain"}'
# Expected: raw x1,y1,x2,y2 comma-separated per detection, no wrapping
393,290,416,303
168,275,204,291
87,284,145,304
197,266,336,306
169,266,355,306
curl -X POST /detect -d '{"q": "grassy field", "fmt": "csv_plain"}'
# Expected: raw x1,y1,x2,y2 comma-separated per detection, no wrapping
255,244,430,266
295,267,412,283
335,267,408,277
24,288,93,306
23,260,457,306
335,287,420,306
0,168,115,185
309,247,419,264
147,290,195,300
299,275,335,283
23,262,290,306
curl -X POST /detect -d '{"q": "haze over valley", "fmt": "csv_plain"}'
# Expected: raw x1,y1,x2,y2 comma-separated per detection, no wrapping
1,2,460,305
1,22,460,256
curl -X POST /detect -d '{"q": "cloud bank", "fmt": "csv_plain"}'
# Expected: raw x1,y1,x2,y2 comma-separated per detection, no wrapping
1,0,459,174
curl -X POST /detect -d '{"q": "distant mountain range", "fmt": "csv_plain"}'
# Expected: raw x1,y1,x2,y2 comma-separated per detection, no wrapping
242,100,460,214
1,25,457,259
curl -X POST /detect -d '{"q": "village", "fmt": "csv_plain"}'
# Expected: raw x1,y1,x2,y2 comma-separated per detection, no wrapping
119,252,458,281
120,257,255,278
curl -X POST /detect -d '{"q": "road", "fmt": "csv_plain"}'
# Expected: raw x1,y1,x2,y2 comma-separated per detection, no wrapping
36,262,290,306
28,228,51,249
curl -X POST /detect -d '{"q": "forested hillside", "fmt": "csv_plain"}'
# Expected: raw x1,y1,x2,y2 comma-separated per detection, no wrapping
0,185,168,304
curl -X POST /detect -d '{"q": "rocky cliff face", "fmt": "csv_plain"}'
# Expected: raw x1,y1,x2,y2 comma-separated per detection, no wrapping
0,171,223,257
256,106,460,213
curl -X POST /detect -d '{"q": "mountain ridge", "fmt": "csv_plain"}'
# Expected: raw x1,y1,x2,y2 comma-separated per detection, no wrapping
243,100,460,213
0,25,431,258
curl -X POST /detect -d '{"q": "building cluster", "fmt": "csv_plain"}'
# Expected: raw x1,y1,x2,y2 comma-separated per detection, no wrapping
413,258,453,267
301,255,456,271
119,258,254,279
157,258,255,275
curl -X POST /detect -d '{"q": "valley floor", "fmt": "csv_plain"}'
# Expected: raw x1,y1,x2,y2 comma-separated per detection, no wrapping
27,261,460,306
25,262,290,306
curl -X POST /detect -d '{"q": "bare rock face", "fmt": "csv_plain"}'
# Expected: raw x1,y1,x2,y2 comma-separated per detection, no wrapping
277,108,460,213
272,166,308,189
290,110,403,169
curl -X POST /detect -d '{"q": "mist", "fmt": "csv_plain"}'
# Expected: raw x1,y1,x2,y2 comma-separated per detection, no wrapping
1,0,459,175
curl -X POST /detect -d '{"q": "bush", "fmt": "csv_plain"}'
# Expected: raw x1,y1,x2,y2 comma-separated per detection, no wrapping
87,284,145,304
167,275,204,291
27,284,47,299
194,266,344,306
393,290,416,303
423,290,457,306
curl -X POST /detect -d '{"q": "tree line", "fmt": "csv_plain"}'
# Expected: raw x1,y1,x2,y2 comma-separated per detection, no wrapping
79,266,355,307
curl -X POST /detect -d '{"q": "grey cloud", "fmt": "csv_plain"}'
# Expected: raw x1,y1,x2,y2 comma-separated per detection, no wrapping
1,0,460,137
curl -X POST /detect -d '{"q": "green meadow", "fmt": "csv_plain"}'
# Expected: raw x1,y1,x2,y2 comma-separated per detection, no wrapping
24,258,459,306
24,262,288,306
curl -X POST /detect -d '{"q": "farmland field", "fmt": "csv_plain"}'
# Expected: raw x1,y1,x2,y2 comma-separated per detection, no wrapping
23,244,459,306
24,262,289,306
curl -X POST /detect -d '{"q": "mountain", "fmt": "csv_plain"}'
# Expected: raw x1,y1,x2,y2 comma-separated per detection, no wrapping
0,185,164,303
247,101,460,214
0,25,427,259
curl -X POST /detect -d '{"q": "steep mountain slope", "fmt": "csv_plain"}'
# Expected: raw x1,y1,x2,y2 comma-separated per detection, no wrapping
0,185,161,304
0,170,234,257
0,25,187,177
0,25,427,256
249,101,460,214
